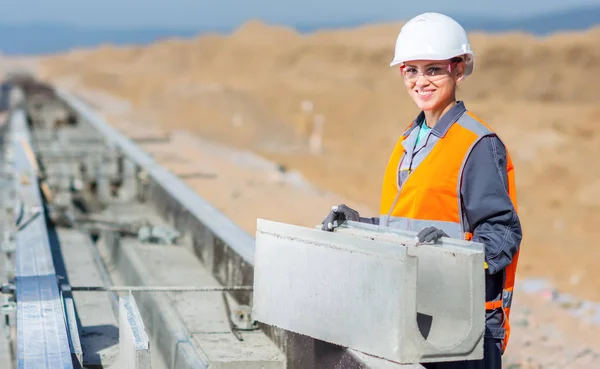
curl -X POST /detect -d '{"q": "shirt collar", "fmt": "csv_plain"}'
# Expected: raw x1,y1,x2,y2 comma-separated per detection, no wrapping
404,101,467,138
431,101,467,137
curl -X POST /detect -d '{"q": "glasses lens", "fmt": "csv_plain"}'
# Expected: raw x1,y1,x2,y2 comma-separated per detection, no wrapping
402,64,452,81
402,67,418,80
428,67,442,76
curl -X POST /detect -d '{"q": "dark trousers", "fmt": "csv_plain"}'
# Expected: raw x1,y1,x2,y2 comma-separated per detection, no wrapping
422,338,502,369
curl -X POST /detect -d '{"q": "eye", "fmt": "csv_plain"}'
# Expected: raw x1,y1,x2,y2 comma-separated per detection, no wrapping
427,67,443,75
405,67,418,75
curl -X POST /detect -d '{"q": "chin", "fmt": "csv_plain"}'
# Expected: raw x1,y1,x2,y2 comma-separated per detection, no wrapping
412,97,440,111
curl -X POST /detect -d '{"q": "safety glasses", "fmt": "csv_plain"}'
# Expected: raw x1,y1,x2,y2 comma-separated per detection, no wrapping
400,60,460,82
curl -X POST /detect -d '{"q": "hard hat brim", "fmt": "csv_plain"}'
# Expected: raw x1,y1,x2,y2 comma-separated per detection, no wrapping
389,50,473,67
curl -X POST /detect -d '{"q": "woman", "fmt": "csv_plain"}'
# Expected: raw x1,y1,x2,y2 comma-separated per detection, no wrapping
321,12,522,369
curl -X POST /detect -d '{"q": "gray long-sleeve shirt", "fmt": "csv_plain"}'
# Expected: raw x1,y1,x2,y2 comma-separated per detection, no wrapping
462,135,522,276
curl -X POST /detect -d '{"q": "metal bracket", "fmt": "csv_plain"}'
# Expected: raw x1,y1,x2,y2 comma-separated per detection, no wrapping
0,283,15,295
1,231,15,254
136,168,150,202
1,301,16,334
16,206,42,231
71,216,180,245
67,285,253,293
221,292,259,342
137,225,180,245
0,301,15,314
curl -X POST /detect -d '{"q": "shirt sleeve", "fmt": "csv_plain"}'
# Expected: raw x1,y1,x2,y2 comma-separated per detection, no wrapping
461,135,523,275
359,216,380,225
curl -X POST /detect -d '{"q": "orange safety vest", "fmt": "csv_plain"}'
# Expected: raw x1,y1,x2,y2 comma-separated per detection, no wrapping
379,111,519,353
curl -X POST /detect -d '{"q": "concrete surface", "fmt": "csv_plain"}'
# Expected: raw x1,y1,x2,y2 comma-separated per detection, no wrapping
119,295,151,369
121,240,284,369
253,219,485,364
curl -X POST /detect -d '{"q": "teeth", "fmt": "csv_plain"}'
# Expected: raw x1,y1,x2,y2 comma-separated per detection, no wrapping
418,90,433,96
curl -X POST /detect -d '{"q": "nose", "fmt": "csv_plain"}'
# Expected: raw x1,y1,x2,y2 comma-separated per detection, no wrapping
415,74,429,87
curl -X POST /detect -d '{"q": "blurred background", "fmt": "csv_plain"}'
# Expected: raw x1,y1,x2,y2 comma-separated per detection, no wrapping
1,1,600,367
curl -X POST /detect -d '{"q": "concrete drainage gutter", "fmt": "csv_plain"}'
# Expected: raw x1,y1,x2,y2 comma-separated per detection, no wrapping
98,230,209,369
94,199,285,369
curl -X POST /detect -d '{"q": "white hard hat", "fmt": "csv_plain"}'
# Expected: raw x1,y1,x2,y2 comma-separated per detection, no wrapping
390,12,474,76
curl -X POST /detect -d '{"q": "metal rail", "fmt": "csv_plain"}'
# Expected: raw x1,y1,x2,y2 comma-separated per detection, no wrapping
9,109,75,369
69,285,254,292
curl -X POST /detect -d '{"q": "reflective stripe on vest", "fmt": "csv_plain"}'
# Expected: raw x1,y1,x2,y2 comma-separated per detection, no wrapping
379,111,520,354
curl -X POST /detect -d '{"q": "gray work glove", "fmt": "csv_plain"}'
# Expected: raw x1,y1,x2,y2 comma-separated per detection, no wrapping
321,204,360,231
416,226,449,244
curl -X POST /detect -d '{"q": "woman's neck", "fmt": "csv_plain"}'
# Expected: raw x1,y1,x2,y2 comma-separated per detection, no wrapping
423,99,457,128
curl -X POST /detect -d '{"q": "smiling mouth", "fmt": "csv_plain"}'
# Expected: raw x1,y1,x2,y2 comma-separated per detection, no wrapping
416,90,434,96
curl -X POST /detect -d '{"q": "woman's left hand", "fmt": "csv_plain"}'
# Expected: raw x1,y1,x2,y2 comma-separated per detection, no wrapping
416,226,449,244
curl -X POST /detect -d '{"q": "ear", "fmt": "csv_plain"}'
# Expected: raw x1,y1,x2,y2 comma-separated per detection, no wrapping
455,61,466,83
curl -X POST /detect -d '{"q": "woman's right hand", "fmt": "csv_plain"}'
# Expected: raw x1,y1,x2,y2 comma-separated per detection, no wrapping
321,204,360,231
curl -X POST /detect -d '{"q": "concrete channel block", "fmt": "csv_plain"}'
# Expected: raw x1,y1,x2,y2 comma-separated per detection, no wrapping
119,295,151,369
120,240,285,369
253,219,485,364
57,229,120,367
95,202,285,369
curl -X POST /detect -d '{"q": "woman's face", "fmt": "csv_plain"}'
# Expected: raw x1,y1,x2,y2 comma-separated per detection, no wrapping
402,59,464,111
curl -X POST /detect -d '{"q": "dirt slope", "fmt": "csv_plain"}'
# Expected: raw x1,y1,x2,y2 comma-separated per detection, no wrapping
37,21,600,301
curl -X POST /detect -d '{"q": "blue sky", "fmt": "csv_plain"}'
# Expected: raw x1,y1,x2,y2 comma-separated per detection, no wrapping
1,0,599,28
